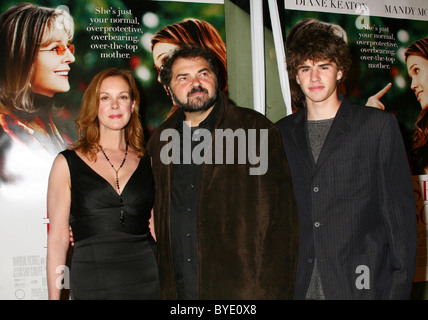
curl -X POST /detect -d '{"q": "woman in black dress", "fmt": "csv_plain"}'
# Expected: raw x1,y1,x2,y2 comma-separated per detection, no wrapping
46,68,160,300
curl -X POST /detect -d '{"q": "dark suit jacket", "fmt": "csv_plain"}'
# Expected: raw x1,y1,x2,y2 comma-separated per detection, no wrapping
148,93,299,299
276,97,417,299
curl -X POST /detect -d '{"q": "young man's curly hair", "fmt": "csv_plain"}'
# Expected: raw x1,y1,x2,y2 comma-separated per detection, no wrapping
286,19,352,110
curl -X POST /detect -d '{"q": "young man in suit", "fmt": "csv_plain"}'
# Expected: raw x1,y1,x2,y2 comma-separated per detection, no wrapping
276,19,417,299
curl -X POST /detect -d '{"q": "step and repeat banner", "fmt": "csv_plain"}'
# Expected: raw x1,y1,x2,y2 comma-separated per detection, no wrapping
0,0,225,300
283,0,428,282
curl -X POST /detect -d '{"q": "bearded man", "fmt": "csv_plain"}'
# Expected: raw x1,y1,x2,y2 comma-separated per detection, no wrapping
147,45,299,300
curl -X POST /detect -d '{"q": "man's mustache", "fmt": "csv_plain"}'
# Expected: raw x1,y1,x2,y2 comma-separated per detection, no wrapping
188,86,208,96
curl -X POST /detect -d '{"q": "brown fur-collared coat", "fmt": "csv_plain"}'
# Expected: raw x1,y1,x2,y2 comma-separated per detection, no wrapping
147,93,299,299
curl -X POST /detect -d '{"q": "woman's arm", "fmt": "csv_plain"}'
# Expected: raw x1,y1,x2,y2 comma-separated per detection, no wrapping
46,154,71,300
149,209,156,241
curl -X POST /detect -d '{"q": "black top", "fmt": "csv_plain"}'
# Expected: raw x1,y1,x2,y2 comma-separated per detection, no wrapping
64,150,154,240
61,149,159,299
170,103,218,299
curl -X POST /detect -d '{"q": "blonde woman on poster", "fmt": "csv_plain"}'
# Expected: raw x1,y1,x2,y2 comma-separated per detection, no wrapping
0,3,76,300
0,3,75,183
0,3,75,152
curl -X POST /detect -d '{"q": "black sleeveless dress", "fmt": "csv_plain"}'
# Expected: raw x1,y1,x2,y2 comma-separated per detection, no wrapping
61,150,160,300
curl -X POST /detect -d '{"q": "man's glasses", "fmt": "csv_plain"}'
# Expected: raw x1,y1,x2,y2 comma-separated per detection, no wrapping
39,43,75,56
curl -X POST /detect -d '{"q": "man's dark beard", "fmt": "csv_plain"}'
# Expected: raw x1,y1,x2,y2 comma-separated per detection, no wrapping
171,85,218,113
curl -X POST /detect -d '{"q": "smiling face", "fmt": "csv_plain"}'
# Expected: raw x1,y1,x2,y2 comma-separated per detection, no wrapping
32,29,75,97
296,59,343,108
97,76,135,134
407,55,428,110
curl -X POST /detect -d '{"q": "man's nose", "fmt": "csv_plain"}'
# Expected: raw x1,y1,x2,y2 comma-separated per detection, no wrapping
310,69,320,81
191,76,202,87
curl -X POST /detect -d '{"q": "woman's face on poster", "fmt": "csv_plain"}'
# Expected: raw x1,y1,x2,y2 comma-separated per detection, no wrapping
407,55,428,110
31,29,75,97
152,42,179,82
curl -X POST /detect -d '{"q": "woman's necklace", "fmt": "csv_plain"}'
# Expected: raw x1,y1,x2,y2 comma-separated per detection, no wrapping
100,143,128,226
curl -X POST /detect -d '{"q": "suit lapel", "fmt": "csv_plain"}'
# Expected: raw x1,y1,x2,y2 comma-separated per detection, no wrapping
315,98,352,170
291,109,315,171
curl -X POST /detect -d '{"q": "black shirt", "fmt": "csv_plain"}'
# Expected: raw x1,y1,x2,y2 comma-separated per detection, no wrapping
170,103,218,299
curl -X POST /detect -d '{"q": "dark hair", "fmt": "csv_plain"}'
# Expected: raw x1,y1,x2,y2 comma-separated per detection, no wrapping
404,38,428,173
405,38,428,151
159,44,219,87
286,19,351,109
404,38,428,63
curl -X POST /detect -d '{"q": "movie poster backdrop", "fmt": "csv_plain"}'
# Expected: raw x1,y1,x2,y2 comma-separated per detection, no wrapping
0,0,225,300
1,0,428,300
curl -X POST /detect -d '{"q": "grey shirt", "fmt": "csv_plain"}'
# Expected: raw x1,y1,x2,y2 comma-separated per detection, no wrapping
305,117,334,300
